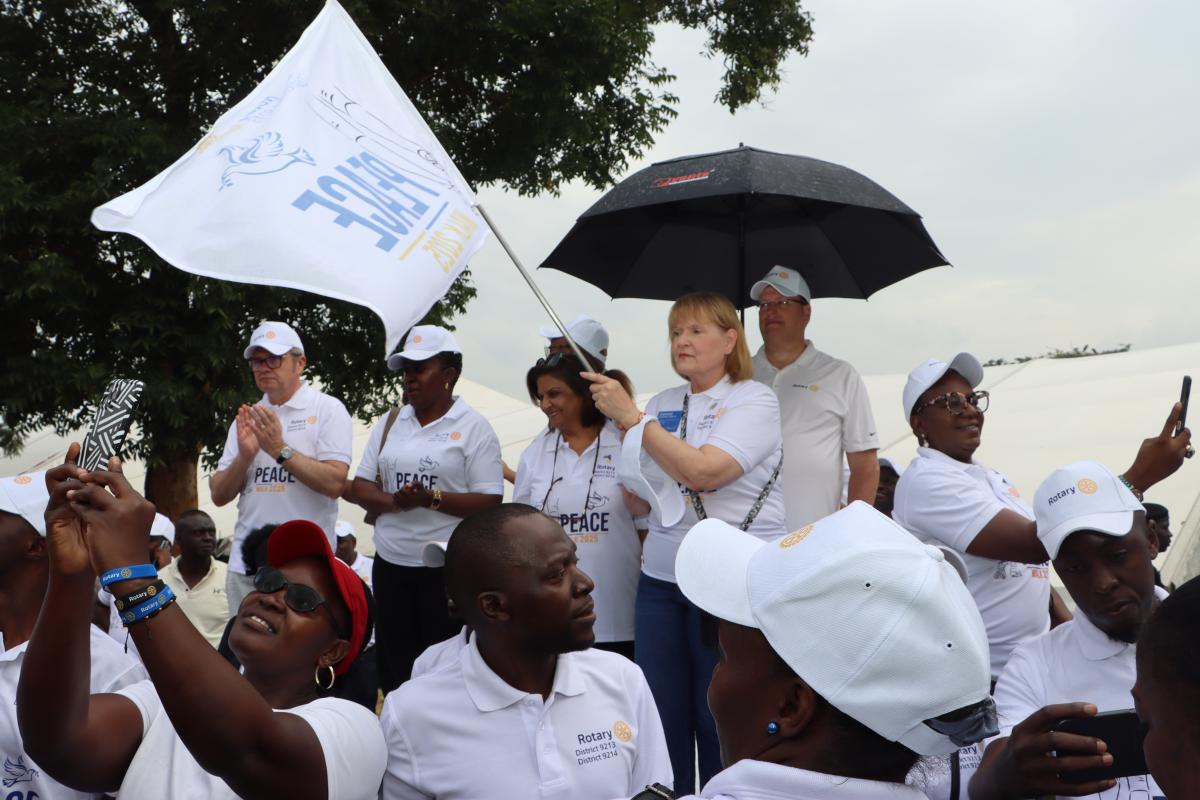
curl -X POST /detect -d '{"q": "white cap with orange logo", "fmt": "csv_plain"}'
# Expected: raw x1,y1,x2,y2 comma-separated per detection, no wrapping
749,265,812,302
243,321,304,359
387,325,461,371
1033,460,1144,559
0,472,49,536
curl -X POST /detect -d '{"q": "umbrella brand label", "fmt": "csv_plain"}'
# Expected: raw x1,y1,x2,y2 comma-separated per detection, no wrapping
651,170,711,188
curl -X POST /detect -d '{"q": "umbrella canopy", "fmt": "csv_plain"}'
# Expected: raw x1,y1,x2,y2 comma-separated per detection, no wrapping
540,145,950,308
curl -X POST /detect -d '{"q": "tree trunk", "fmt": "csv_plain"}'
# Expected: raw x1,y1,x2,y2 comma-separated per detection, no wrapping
143,443,203,521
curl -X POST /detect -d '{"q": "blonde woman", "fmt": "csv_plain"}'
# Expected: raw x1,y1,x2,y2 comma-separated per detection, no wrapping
586,292,786,795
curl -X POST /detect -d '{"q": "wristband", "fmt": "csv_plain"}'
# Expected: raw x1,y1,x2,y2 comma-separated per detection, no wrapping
617,411,646,433
1118,474,1145,501
120,584,176,626
429,487,443,511
100,563,157,589
114,579,167,612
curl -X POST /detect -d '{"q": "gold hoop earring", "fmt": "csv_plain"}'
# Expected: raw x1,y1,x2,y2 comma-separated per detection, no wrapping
314,664,335,690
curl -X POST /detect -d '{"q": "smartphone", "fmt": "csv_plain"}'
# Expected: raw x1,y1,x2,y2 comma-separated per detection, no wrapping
1055,710,1147,783
1177,375,1191,435
78,379,145,471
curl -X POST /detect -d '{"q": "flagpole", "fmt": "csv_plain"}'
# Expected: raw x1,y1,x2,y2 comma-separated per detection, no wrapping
474,203,599,373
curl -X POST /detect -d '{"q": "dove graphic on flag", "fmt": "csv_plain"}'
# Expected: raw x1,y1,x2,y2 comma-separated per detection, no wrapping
91,0,490,354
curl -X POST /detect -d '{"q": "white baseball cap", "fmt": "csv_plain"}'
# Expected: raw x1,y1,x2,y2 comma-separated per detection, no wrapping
676,502,995,756
902,352,985,420
150,512,175,544
243,321,304,359
749,265,812,303
1034,461,1145,560
538,314,609,362
335,520,356,539
0,472,49,537
617,419,685,529
386,325,461,371
422,541,449,568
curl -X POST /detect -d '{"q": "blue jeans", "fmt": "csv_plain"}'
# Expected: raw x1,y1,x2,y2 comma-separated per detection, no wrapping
635,573,721,795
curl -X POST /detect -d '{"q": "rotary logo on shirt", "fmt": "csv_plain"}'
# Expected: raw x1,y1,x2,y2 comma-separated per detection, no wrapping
573,721,633,766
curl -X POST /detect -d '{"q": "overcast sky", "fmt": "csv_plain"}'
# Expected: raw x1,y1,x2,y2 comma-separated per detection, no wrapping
449,1,1200,401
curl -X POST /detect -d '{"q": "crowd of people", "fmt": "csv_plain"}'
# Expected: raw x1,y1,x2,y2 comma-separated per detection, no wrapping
0,262,1196,799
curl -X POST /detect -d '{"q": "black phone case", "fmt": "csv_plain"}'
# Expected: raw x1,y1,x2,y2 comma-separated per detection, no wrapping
1055,710,1148,783
78,379,145,471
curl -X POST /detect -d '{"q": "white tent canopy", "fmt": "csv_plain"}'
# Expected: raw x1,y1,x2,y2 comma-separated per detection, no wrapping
4,342,1197,584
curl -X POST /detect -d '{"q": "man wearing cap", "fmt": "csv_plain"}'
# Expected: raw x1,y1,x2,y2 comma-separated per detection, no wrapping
334,520,374,585
541,313,609,369
380,504,672,800
669,501,997,799
970,461,1167,799
0,471,147,800
1142,502,1172,589
750,266,880,529
210,320,353,612
160,510,228,648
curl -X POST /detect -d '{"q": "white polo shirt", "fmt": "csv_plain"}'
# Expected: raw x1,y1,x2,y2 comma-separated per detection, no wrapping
114,680,386,799
217,382,353,573
160,557,229,648
514,423,641,642
0,625,147,800
343,552,374,585
989,587,1169,800
893,447,1050,677
674,759,928,800
411,629,472,679
752,342,879,529
380,638,672,800
640,377,786,583
354,398,503,567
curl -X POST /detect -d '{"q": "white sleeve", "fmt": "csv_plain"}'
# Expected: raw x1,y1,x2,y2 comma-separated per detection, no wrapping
511,440,539,506
992,640,1046,738
841,369,880,453
353,416,388,481
114,679,160,737
463,417,504,494
380,695,434,800
705,383,782,473
285,699,388,800
315,397,353,464
895,468,1005,552
216,419,241,471
628,666,674,791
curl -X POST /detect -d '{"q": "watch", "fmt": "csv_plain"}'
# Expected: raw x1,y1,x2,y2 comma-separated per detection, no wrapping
276,445,295,465
429,487,443,511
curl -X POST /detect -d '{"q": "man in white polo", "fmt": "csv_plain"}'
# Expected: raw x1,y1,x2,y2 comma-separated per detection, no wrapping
970,461,1167,800
750,266,880,529
0,470,147,800
210,321,353,612
380,504,671,799
160,510,228,648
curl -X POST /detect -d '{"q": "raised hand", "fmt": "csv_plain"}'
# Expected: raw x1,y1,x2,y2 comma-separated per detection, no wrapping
66,458,158,575
247,404,285,458
1124,402,1192,493
235,405,261,459
582,371,642,430
43,443,93,577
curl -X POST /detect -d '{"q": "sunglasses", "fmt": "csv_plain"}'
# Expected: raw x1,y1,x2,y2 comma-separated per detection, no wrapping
915,390,990,416
252,565,347,639
536,352,573,368
246,354,287,370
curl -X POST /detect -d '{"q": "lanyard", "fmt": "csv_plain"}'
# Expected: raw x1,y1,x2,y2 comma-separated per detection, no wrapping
539,431,603,518
679,392,782,532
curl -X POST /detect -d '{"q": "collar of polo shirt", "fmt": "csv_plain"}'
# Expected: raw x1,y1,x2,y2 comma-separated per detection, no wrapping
460,637,585,712
687,374,734,401
399,396,466,422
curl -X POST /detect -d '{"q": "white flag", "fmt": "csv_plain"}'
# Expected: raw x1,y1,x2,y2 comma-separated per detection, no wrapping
92,0,490,354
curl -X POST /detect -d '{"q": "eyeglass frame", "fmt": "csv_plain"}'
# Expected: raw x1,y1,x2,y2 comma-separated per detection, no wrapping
757,298,809,312
252,565,348,639
914,390,990,416
245,353,295,371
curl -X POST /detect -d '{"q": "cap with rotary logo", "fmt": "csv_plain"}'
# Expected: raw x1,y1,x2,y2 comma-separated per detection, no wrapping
386,325,461,371
1033,460,1144,559
243,321,304,359
0,471,49,537
749,265,812,302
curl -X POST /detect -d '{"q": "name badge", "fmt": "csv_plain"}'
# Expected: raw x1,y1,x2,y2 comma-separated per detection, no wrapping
656,410,683,432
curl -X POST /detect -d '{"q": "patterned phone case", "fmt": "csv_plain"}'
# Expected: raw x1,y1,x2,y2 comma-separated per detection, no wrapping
78,379,145,471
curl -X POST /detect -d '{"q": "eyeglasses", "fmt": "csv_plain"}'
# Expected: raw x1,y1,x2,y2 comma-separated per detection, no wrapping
915,390,990,416
536,352,571,368
246,354,286,370
252,565,347,638
924,697,999,747
757,298,807,312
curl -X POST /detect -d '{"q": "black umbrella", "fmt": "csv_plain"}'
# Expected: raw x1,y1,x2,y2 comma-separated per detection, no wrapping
539,145,949,309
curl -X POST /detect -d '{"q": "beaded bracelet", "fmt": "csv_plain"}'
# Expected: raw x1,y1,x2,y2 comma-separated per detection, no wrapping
120,584,176,627
100,563,157,589
114,579,167,612
1118,474,1144,501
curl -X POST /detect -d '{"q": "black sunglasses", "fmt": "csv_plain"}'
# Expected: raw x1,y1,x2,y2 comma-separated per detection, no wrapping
253,565,347,639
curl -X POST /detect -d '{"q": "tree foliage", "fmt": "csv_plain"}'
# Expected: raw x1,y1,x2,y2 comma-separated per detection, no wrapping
0,0,814,514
